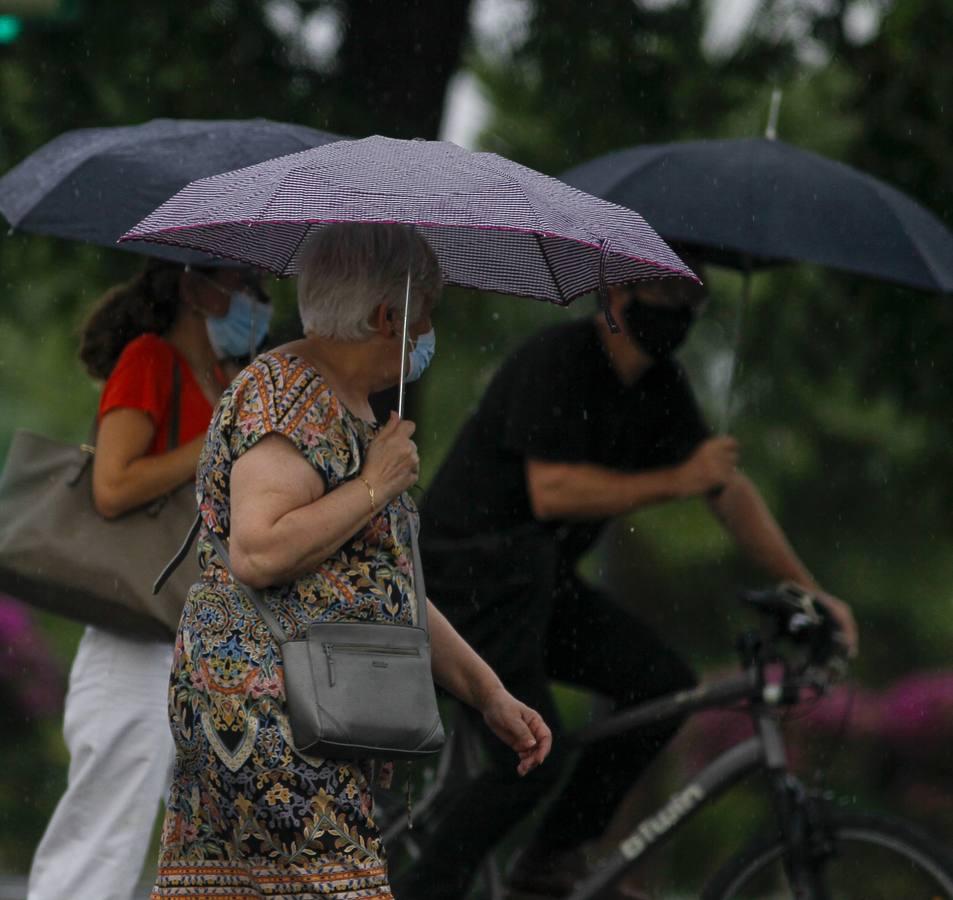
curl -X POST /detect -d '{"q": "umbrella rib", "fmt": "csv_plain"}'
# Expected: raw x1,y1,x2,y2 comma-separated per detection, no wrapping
866,179,949,291
468,152,547,232
534,233,568,304
129,233,290,276
279,223,316,278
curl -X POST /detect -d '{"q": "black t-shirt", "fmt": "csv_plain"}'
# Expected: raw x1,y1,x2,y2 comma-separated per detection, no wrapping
421,318,711,564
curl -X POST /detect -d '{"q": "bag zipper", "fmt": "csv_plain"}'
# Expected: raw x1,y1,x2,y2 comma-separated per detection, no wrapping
323,643,421,687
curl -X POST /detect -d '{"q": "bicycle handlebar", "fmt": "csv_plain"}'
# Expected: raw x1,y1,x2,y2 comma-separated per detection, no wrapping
573,584,848,748
740,582,848,676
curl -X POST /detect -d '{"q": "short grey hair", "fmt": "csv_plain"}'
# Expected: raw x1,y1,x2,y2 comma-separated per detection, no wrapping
297,223,443,341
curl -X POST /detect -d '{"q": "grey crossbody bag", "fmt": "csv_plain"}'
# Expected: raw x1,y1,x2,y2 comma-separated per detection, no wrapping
203,522,446,761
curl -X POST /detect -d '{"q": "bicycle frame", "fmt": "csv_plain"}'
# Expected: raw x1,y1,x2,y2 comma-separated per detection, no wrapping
567,737,766,900
572,673,756,746
568,694,796,900
382,662,812,900
380,702,508,897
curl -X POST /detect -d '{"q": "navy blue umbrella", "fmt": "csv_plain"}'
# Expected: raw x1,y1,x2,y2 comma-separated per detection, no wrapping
0,117,343,265
563,137,953,427
561,137,953,293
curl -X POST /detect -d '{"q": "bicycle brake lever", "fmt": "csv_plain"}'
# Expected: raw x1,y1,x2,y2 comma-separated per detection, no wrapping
778,582,823,626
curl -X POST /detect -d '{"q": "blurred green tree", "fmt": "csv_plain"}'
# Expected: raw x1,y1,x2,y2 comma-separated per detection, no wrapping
473,0,799,172
0,0,475,870
434,1,953,884
457,0,953,684
2,0,952,883
0,0,476,442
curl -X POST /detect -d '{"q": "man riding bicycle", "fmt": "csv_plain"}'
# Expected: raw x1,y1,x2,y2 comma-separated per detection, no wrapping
395,262,857,900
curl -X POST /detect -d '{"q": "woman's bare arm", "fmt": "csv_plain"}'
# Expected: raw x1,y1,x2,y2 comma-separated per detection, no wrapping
428,599,551,774
229,413,420,589
92,408,204,518
228,434,376,588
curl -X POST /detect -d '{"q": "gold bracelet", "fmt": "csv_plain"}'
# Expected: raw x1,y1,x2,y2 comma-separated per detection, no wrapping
358,476,376,514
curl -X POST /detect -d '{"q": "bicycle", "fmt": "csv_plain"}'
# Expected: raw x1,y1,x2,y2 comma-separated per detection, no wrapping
378,583,953,899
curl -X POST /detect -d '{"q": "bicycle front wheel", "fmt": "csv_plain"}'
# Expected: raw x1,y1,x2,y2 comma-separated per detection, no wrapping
702,811,953,899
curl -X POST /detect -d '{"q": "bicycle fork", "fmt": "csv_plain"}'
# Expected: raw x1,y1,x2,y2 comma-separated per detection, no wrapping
759,713,834,900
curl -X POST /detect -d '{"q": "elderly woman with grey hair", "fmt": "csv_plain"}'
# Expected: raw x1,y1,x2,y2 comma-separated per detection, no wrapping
151,222,552,899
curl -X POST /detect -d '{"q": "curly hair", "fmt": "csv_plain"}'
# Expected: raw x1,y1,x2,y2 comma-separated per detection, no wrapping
78,258,186,380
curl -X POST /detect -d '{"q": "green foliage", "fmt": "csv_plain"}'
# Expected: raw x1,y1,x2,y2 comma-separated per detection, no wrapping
474,0,779,173
2,0,953,887
0,0,471,874
462,0,953,682
0,720,69,867
437,2,953,888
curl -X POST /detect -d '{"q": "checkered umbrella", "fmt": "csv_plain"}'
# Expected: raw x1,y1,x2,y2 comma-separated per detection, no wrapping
121,135,696,305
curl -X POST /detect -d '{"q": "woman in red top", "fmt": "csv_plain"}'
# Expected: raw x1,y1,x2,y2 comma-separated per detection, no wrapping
27,258,271,900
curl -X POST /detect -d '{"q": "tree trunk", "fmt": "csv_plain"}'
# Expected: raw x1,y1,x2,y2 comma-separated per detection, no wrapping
335,0,473,140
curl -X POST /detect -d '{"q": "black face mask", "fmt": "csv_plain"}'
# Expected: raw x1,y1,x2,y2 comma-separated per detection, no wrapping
623,299,695,360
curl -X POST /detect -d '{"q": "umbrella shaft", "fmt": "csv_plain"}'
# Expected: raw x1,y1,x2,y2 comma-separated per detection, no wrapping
397,267,411,421
720,270,751,433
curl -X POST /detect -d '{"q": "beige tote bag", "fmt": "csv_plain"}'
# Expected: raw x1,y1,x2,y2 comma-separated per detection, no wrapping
0,367,200,638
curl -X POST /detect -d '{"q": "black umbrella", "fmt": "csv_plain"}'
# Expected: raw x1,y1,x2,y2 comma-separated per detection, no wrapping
0,117,343,265
560,137,953,293
561,137,953,426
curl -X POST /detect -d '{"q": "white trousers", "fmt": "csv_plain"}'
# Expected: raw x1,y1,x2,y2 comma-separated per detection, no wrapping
27,626,176,900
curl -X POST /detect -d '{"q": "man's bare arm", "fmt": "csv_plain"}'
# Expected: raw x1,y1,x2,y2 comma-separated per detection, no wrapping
708,472,858,654
525,435,739,520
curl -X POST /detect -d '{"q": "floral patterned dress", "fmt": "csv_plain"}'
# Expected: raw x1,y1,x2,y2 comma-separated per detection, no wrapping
152,351,417,899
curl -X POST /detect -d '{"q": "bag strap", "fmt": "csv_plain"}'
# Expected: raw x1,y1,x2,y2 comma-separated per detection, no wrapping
153,512,202,595
408,516,429,632
154,488,430,637
84,351,182,463
148,357,191,594
207,529,291,645
168,358,182,450
205,513,431,639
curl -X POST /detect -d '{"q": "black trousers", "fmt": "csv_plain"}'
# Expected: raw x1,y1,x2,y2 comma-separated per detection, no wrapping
392,529,697,900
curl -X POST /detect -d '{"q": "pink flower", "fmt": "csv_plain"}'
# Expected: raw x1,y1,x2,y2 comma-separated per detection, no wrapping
0,594,64,720
250,670,283,699
796,685,882,739
880,672,953,752
189,664,210,693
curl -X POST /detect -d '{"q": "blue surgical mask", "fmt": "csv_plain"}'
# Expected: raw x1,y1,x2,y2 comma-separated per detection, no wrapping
406,328,436,382
206,290,273,360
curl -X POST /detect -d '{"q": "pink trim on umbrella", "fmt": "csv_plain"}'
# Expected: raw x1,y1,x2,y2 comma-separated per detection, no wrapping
121,135,698,302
